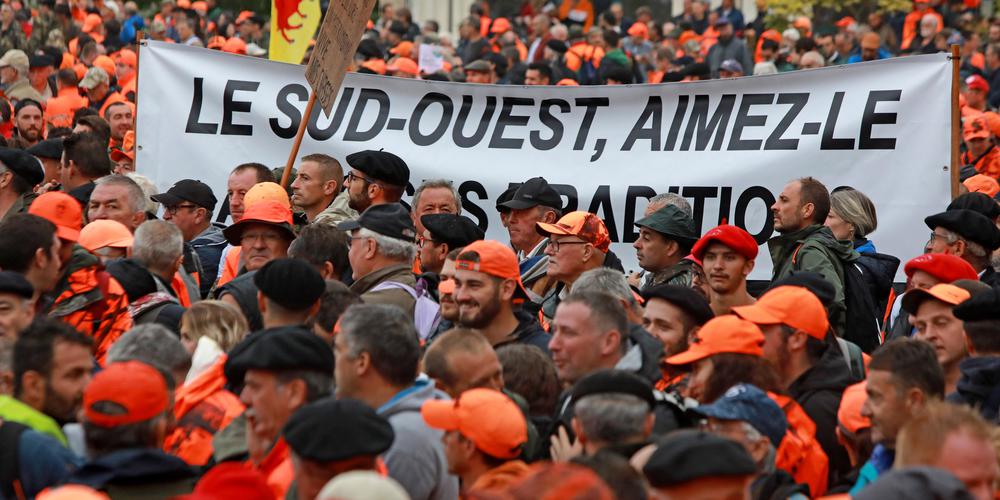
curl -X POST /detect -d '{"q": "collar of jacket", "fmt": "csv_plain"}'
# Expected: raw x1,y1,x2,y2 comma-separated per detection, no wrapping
767,224,827,261
350,263,414,294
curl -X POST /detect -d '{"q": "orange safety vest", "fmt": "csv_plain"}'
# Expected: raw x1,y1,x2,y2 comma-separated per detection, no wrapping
564,42,604,72
48,265,132,365
217,246,242,287
963,147,1000,179
44,88,89,128
249,438,294,500
164,356,245,466
770,393,829,497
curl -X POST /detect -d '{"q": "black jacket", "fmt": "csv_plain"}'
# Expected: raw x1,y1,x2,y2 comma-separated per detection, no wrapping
626,323,665,386
66,448,197,499
787,343,860,484
214,271,261,331
947,356,1000,422
853,239,899,329
497,309,551,355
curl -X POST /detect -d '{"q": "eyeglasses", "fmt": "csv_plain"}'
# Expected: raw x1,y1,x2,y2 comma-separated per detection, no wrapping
166,204,199,215
347,233,372,246
548,239,588,252
347,171,377,185
927,232,954,245
241,232,282,244
418,236,440,247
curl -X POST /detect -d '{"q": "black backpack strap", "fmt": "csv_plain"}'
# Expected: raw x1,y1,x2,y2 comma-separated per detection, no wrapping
0,420,29,500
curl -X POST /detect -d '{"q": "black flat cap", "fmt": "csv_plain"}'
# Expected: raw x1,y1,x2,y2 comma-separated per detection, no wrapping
495,185,517,214
254,258,325,311
224,326,334,386
29,54,52,69
421,214,484,249
770,271,835,307
388,20,407,35
948,192,1000,221
152,179,218,212
643,430,756,488
26,138,63,160
641,284,714,326
954,286,1000,321
500,177,562,211
571,369,655,409
925,209,1000,252
0,147,43,186
346,150,409,187
546,39,568,54
338,203,417,243
357,38,383,59
283,397,395,462
0,271,33,298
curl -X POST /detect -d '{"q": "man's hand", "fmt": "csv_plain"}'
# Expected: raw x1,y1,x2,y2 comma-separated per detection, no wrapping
549,425,583,462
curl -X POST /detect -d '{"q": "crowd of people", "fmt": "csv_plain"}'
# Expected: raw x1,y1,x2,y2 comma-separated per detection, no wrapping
0,0,999,499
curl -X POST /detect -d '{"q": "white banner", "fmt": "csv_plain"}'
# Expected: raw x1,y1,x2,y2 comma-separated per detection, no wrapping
136,41,953,280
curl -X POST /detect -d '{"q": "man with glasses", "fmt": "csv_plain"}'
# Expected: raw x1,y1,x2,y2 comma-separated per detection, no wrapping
418,213,483,274
344,149,410,213
153,179,226,298
536,211,614,322
924,209,1000,287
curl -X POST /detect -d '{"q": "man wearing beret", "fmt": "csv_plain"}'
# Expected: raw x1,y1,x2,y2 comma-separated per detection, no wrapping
0,271,34,338
419,213,483,274
640,284,714,392
254,258,326,329
0,147,42,223
769,177,856,337
925,208,1000,287
642,430,758,498
221,326,335,499
338,203,421,319
283,397,395,500
633,204,700,291
949,288,1000,420
25,138,62,188
343,150,410,214
692,224,759,316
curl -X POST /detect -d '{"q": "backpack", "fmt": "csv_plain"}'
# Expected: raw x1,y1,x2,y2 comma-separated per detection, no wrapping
792,243,882,354
0,420,28,500
371,279,441,341
576,46,600,85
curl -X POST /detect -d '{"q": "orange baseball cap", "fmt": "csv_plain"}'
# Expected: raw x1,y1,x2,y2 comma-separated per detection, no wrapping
244,182,290,209
421,388,527,459
387,57,418,76
665,315,765,365
964,115,991,141
389,41,414,59
222,37,248,55
93,55,116,79
837,381,870,434
536,211,611,252
490,17,512,34
83,13,103,33
982,111,1000,137
627,22,648,39
557,78,579,86
79,220,134,252
732,286,830,340
361,58,387,75
222,199,295,246
455,240,529,300
964,174,1000,198
29,191,82,241
901,283,972,315
835,16,857,28
206,35,227,50
84,361,168,427
36,486,109,500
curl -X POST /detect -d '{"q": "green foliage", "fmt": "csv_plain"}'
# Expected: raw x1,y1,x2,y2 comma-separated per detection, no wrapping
765,0,912,31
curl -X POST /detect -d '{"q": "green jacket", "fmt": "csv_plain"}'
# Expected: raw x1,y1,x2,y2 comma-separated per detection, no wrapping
0,190,36,223
641,259,694,292
0,394,69,446
768,224,857,337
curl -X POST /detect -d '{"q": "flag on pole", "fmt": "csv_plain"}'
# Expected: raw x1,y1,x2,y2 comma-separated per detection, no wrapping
268,0,321,63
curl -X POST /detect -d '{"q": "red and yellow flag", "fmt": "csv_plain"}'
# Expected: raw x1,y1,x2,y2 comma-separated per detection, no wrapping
268,0,320,63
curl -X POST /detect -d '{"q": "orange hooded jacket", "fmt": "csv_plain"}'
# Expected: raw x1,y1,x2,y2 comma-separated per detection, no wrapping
771,393,830,497
164,356,245,466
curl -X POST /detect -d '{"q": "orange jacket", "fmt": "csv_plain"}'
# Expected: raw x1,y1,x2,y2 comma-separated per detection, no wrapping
466,460,531,495
217,246,242,287
771,393,829,497
164,356,245,466
46,248,132,364
97,91,127,117
963,146,1000,179
44,87,89,128
558,0,594,32
249,438,293,500
565,42,604,72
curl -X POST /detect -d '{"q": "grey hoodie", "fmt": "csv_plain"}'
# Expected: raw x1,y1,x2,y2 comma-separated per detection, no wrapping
377,378,459,500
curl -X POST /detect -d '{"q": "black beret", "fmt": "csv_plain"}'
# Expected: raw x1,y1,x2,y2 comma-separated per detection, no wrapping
346,150,410,187
954,286,1000,321
421,214,484,249
26,138,64,160
356,38,383,60
224,326,334,386
643,430,756,487
641,284,714,326
0,147,43,186
254,258,326,311
338,203,417,243
0,271,33,299
283,397,395,462
926,209,1000,252
546,39,568,53
948,192,1000,221
388,20,407,35
29,54,53,69
571,369,655,409
770,271,835,307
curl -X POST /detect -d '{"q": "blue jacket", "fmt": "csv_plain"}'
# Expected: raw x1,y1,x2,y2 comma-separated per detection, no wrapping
16,429,83,499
